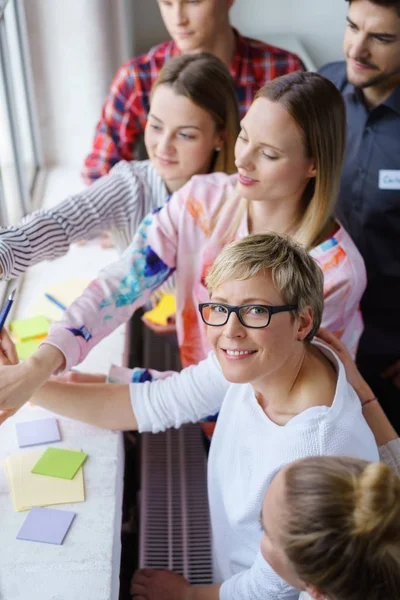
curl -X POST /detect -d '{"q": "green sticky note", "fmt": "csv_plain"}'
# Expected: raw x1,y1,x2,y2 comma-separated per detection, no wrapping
11,315,50,341
16,338,42,360
31,448,88,480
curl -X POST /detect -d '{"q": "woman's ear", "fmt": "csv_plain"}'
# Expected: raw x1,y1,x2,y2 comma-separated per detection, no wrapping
307,158,317,179
296,306,313,343
304,583,326,600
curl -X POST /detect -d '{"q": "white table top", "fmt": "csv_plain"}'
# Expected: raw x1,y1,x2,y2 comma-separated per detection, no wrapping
0,167,127,598
0,404,124,600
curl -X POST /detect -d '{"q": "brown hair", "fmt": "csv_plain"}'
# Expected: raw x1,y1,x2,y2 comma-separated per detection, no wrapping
254,71,346,249
346,0,400,17
282,456,400,600
151,52,240,174
205,233,324,340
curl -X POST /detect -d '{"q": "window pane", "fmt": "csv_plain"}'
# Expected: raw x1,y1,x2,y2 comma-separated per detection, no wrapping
4,0,36,187
0,63,22,225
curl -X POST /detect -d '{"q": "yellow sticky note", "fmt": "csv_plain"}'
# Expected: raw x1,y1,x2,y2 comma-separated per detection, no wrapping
10,315,50,341
143,294,176,326
28,278,91,321
15,338,43,361
3,448,85,512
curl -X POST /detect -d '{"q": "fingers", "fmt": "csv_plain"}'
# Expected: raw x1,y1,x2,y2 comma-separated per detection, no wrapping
131,569,154,592
315,327,342,351
0,328,19,365
0,408,18,425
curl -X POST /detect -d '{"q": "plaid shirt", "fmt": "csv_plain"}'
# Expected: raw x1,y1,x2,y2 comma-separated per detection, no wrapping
83,30,304,183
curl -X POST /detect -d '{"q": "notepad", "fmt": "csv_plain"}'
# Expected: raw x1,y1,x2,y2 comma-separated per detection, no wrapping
16,418,61,448
31,447,88,480
3,449,85,512
17,507,76,545
143,293,176,325
10,315,50,341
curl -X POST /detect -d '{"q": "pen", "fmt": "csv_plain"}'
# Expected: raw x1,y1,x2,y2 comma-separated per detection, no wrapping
0,288,16,331
44,293,67,311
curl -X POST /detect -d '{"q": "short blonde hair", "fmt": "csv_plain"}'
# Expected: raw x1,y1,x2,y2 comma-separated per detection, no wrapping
282,456,400,600
205,233,324,340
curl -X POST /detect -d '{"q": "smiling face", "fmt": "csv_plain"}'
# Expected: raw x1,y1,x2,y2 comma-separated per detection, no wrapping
144,84,224,192
234,97,316,207
344,0,400,91
157,0,233,53
206,271,311,387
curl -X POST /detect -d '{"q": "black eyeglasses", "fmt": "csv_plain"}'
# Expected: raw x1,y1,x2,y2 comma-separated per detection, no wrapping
198,302,298,329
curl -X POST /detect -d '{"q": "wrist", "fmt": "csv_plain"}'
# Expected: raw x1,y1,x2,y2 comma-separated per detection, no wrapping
25,344,65,382
361,396,378,408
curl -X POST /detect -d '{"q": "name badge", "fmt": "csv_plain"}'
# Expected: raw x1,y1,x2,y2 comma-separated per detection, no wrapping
379,170,400,190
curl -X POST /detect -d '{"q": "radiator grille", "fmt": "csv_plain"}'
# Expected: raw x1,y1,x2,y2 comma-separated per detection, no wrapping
139,424,213,584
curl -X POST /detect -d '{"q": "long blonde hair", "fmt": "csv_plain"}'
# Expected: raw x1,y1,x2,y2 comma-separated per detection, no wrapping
215,71,346,250
150,52,239,175
282,456,400,600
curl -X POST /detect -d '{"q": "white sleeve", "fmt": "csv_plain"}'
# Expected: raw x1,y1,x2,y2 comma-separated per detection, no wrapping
379,439,400,475
130,353,229,433
219,551,300,600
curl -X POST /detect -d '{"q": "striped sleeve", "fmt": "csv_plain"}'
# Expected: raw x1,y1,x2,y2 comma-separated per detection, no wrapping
0,161,165,280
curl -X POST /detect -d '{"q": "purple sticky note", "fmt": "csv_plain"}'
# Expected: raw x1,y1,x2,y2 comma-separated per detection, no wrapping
17,507,76,545
16,418,61,448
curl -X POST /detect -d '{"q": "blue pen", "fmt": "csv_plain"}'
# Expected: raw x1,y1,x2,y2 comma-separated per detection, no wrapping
44,293,67,312
0,288,16,331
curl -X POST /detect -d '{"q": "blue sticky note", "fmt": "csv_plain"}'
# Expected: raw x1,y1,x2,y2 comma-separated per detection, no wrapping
17,507,76,545
16,418,61,448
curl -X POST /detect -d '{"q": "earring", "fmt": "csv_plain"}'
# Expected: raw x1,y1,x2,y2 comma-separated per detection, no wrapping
215,147,221,152
297,337,303,342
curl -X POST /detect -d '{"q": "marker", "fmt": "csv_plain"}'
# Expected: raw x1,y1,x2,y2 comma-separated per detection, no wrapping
44,293,67,312
0,288,16,331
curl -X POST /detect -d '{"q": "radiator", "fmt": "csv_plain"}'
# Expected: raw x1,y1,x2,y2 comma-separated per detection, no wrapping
139,424,213,584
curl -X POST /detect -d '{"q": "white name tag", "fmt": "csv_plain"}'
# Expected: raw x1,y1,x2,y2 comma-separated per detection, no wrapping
379,170,400,190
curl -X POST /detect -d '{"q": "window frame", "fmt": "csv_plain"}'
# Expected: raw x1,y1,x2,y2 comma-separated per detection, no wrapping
0,0,44,304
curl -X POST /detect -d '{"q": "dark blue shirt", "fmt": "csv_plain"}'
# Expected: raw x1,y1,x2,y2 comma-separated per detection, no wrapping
319,61,400,357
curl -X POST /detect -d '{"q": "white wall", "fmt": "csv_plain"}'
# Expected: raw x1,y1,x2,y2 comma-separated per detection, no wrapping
230,0,347,67
24,0,126,168
132,0,347,66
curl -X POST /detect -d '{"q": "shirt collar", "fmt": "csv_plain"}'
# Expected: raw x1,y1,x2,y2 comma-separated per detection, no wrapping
343,78,400,116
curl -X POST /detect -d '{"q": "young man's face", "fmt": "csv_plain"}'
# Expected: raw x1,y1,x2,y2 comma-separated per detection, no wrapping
344,0,400,90
157,0,233,53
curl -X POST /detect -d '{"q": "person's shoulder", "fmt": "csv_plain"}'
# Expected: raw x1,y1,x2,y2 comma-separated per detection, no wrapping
241,33,299,59
115,40,174,75
318,61,348,89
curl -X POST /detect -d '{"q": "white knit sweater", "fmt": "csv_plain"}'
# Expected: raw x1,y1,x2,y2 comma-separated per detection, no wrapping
130,341,379,600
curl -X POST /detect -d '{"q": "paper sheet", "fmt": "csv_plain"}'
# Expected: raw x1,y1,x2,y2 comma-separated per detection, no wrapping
10,316,50,340
17,507,76,545
3,449,85,512
143,293,176,325
32,447,88,480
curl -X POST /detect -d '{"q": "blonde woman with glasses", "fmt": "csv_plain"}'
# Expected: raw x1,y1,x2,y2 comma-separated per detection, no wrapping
0,233,379,600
